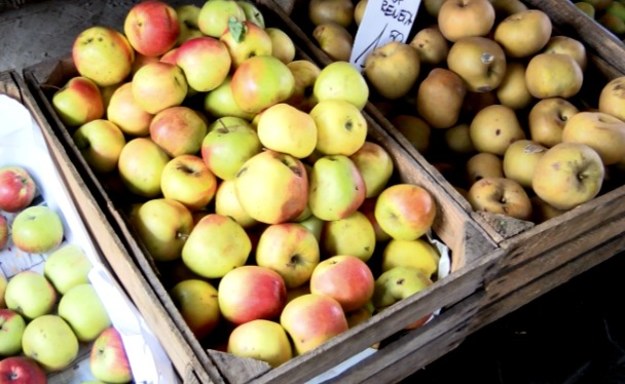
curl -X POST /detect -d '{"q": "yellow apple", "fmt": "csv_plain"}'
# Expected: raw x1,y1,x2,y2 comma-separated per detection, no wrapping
437,0,495,42
391,115,431,154
321,211,376,262
598,76,625,122
349,141,394,198
562,111,625,165
528,97,579,147
257,103,317,159
314,61,369,110
309,99,367,156
447,36,507,93
494,9,552,58
409,25,449,66
228,319,293,367
496,61,533,110
466,152,504,185
170,279,220,339
502,139,548,188
525,53,583,99
214,179,258,229
364,41,420,100
381,238,440,279
469,104,526,155
542,35,588,72
467,177,532,220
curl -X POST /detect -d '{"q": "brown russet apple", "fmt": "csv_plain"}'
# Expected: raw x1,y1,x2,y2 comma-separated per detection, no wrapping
364,41,421,100
494,9,552,58
308,0,354,27
466,152,504,185
447,36,507,93
489,0,528,16
598,76,625,122
542,35,588,72
416,68,467,129
532,142,604,210
467,177,532,220
437,0,495,42
502,139,548,188
409,25,449,66
525,53,583,99
496,61,533,111
469,104,526,155
528,97,579,148
562,111,625,165
312,22,353,62
391,115,431,154
444,123,475,155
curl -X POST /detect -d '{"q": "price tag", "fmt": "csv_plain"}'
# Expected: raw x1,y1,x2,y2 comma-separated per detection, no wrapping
349,0,422,71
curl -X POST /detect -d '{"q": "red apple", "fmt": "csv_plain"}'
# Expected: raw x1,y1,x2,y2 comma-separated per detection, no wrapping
374,184,437,241
0,166,37,213
123,0,180,57
52,76,104,127
106,82,154,137
220,20,273,68
176,36,232,92
218,265,287,325
231,55,295,114
309,255,375,312
280,293,348,355
131,61,188,115
160,155,217,211
149,106,208,157
0,356,46,384
90,327,133,384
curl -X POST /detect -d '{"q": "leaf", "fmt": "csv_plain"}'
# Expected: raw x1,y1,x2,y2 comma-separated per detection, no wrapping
228,17,246,43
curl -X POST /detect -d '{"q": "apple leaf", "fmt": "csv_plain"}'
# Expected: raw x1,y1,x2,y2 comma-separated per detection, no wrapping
228,17,246,43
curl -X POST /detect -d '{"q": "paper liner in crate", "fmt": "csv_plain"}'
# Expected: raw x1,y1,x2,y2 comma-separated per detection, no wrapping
0,94,178,384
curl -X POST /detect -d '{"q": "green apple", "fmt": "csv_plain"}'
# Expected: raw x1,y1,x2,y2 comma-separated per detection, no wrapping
214,178,258,228
72,26,135,87
235,150,309,224
203,76,256,120
228,319,292,367
182,213,251,278
170,279,220,339
90,327,132,383
297,214,324,242
73,119,127,174
309,99,367,156
175,4,202,45
11,206,64,254
118,137,170,198
44,243,93,294
176,36,232,92
374,184,437,241
58,283,111,342
237,0,265,27
5,271,57,320
321,211,376,262
313,61,369,110
381,238,440,278
132,61,188,115
231,55,295,114
161,155,217,211
255,223,320,289
22,314,79,371
106,82,154,137
308,155,366,221
52,76,104,127
349,141,394,198
0,309,26,356
197,0,246,38
201,120,262,180
133,198,194,262
220,20,273,68
257,103,317,158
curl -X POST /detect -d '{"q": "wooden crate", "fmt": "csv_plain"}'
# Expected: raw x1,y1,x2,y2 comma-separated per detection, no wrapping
282,0,625,301
20,2,509,382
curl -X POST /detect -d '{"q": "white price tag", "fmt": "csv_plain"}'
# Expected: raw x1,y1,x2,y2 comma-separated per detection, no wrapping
349,0,422,71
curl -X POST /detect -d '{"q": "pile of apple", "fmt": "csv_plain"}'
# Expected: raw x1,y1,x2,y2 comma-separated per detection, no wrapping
302,0,625,224
0,166,133,383
574,0,625,38
49,0,447,368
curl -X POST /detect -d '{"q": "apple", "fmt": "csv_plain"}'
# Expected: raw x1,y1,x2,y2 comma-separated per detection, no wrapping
309,255,375,312
285,59,321,112
309,99,367,156
22,314,79,371
0,275,6,308
562,111,625,165
218,265,287,325
90,327,133,384
256,103,317,158
525,53,583,99
313,61,369,110
73,119,127,174
106,82,154,137
266,27,295,64
237,0,265,27
0,357,47,384
349,141,394,198
117,137,170,198
176,36,232,92
231,55,296,114
374,184,437,241
58,283,111,343
359,197,391,243
381,239,440,279
0,166,37,213
364,41,421,100
175,4,202,45
214,179,258,229
149,106,207,158
170,279,220,340
197,0,246,38
391,114,432,154
416,67,467,130
543,35,588,72
0,309,26,357
131,61,187,115
182,213,251,278
494,9,552,58
312,22,353,62
235,150,309,224
469,177,532,219
437,0,495,42
372,266,433,329
124,0,179,57
469,104,526,155
132,198,194,262
466,152,504,185
255,223,320,289
528,97,579,148
4,271,57,320
496,61,533,111
321,211,376,262
598,76,625,122
228,319,292,367
0,215,7,250
203,76,255,121
446,36,507,93
44,243,92,294
409,25,449,66
72,26,134,87
532,142,605,210
220,20,273,68
503,139,548,188
52,76,104,127
201,120,262,180
11,206,64,254
160,155,217,211
280,293,348,355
